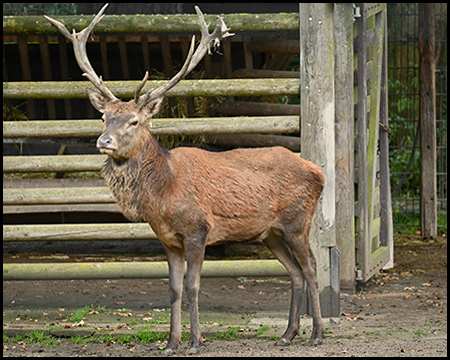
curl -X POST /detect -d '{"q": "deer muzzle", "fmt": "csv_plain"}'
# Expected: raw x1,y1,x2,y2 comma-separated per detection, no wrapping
96,134,117,155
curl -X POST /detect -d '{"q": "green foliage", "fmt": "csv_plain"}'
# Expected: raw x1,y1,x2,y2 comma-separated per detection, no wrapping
387,62,420,199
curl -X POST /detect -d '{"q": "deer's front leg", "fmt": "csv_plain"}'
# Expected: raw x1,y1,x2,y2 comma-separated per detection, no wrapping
184,237,206,354
163,246,185,356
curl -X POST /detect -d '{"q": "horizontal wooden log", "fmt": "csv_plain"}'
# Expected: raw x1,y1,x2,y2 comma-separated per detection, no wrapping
3,116,299,139
2,78,300,99
3,260,288,280
3,223,155,241
3,154,105,173
3,13,299,35
3,203,121,215
217,100,300,116
3,186,114,205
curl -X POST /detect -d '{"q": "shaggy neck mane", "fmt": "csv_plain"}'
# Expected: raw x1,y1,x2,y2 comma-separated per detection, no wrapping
102,128,173,222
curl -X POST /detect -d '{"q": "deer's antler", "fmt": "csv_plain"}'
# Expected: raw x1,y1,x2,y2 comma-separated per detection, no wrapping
134,6,234,108
44,4,234,106
44,3,118,101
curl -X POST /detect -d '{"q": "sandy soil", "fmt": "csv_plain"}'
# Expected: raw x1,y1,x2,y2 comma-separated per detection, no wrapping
3,235,447,357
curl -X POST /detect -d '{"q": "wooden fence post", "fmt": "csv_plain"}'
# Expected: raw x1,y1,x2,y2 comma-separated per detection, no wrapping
300,3,337,316
333,3,355,291
419,3,437,238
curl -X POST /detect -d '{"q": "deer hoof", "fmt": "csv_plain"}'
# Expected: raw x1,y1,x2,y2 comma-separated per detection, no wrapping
276,337,291,346
186,346,199,355
162,348,176,356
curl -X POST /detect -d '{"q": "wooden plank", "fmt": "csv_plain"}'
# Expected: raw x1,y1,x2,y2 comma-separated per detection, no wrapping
378,12,394,268
354,4,369,280
3,154,105,173
333,3,355,291
245,39,300,54
3,223,155,241
3,78,300,99
16,36,35,119
419,3,437,238
118,35,130,79
99,35,110,80
57,34,73,119
3,186,114,205
3,178,106,189
3,260,288,281
3,13,300,35
3,203,120,215
300,3,336,317
3,116,300,139
38,35,56,119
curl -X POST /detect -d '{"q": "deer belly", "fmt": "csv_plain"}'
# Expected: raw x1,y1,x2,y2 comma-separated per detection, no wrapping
207,213,274,245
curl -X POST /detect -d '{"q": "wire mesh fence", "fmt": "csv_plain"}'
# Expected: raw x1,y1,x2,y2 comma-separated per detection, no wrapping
387,3,447,234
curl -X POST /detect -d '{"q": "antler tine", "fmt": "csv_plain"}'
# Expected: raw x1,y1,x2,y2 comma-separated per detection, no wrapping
44,3,118,102
136,6,234,107
134,71,149,104
135,36,196,106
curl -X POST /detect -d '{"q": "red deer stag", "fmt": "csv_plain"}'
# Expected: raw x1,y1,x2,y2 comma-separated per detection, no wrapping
45,4,324,355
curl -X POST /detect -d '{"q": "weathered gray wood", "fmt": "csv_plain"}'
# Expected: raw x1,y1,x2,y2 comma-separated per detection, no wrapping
2,78,300,99
3,13,299,35
333,3,355,291
3,178,106,189
3,116,300,139
419,3,437,238
300,3,336,317
3,223,155,241
3,260,288,280
3,187,114,205
354,4,369,280
3,154,105,173
3,203,121,215
379,11,394,269
354,4,392,282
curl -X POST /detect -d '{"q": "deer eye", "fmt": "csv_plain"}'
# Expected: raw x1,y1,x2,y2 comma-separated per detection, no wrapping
129,120,138,127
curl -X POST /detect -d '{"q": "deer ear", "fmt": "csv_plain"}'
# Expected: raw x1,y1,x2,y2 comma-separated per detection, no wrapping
139,96,165,119
87,87,109,113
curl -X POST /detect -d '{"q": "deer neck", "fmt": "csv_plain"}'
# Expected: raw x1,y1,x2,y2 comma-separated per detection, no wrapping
102,128,173,222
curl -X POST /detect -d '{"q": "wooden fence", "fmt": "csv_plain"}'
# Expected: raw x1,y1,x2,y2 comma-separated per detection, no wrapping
3,4,396,318
3,11,302,284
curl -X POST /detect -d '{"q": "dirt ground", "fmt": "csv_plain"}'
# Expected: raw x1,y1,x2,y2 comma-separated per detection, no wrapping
3,235,447,357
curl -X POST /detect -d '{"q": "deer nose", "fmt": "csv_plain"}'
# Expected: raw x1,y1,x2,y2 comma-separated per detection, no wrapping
97,136,113,149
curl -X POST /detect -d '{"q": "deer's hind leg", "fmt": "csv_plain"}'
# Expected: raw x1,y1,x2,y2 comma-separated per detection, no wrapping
263,231,306,345
283,231,324,345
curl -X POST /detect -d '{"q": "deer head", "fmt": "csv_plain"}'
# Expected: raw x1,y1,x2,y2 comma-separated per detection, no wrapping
44,3,233,160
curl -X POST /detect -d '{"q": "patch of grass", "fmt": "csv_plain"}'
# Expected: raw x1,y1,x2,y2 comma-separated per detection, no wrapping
144,309,171,324
13,330,60,348
215,327,239,341
70,306,91,323
135,329,168,344
256,325,270,335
